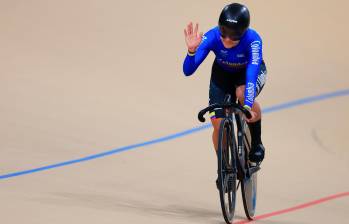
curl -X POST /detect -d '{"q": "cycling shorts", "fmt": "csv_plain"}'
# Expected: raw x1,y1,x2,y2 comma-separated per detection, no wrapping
208,60,267,119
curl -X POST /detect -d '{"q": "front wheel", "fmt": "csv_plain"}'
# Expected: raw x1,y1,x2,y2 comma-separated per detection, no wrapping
217,119,237,224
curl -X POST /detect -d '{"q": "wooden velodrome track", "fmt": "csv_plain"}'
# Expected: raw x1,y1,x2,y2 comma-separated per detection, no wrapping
1,1,348,223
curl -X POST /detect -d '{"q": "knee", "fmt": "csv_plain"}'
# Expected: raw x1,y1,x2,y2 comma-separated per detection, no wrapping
236,86,245,103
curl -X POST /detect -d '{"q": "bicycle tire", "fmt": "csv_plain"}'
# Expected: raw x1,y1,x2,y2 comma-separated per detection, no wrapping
217,118,237,224
240,121,258,219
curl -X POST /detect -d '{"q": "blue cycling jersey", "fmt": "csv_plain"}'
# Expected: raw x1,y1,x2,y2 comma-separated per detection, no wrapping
183,26,263,108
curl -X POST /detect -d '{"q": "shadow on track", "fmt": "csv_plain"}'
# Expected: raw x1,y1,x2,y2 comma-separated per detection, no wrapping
36,192,248,223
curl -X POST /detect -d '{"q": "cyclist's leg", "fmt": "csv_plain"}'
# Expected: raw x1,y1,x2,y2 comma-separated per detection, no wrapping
209,83,235,189
236,85,263,146
209,80,227,153
209,95,229,190
209,77,230,154
211,117,223,153
209,61,240,189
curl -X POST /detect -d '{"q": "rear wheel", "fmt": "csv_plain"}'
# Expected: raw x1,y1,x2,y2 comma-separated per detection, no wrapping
217,119,237,224
241,171,257,219
241,120,258,219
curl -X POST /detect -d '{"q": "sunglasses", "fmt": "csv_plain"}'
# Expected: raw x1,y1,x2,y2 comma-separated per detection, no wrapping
219,26,243,41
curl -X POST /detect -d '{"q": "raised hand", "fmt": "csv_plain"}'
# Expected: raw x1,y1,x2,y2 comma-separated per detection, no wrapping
184,22,203,53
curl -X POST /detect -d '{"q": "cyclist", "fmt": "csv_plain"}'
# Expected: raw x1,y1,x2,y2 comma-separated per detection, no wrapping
183,3,267,163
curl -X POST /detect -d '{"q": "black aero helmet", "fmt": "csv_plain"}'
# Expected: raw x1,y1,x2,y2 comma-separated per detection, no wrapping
218,3,250,40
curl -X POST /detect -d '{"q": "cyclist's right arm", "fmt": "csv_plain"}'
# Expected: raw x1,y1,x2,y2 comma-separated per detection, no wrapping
182,43,210,76
183,26,214,76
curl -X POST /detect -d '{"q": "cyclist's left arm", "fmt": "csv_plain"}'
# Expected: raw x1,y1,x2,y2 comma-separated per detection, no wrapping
244,38,263,109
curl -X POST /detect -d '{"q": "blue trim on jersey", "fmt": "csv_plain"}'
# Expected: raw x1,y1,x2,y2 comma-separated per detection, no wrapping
183,27,263,108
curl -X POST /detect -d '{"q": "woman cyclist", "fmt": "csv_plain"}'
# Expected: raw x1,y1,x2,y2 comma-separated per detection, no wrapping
183,3,267,163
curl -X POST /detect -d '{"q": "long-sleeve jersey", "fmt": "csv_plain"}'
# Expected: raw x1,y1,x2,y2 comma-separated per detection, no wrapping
183,26,263,108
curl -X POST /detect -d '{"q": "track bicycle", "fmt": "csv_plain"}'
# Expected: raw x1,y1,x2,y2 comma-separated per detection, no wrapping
198,94,261,223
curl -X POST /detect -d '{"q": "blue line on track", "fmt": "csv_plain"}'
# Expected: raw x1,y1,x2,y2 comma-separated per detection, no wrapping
1,88,348,180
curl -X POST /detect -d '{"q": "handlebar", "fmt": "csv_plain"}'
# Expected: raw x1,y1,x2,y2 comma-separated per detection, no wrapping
198,103,252,122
